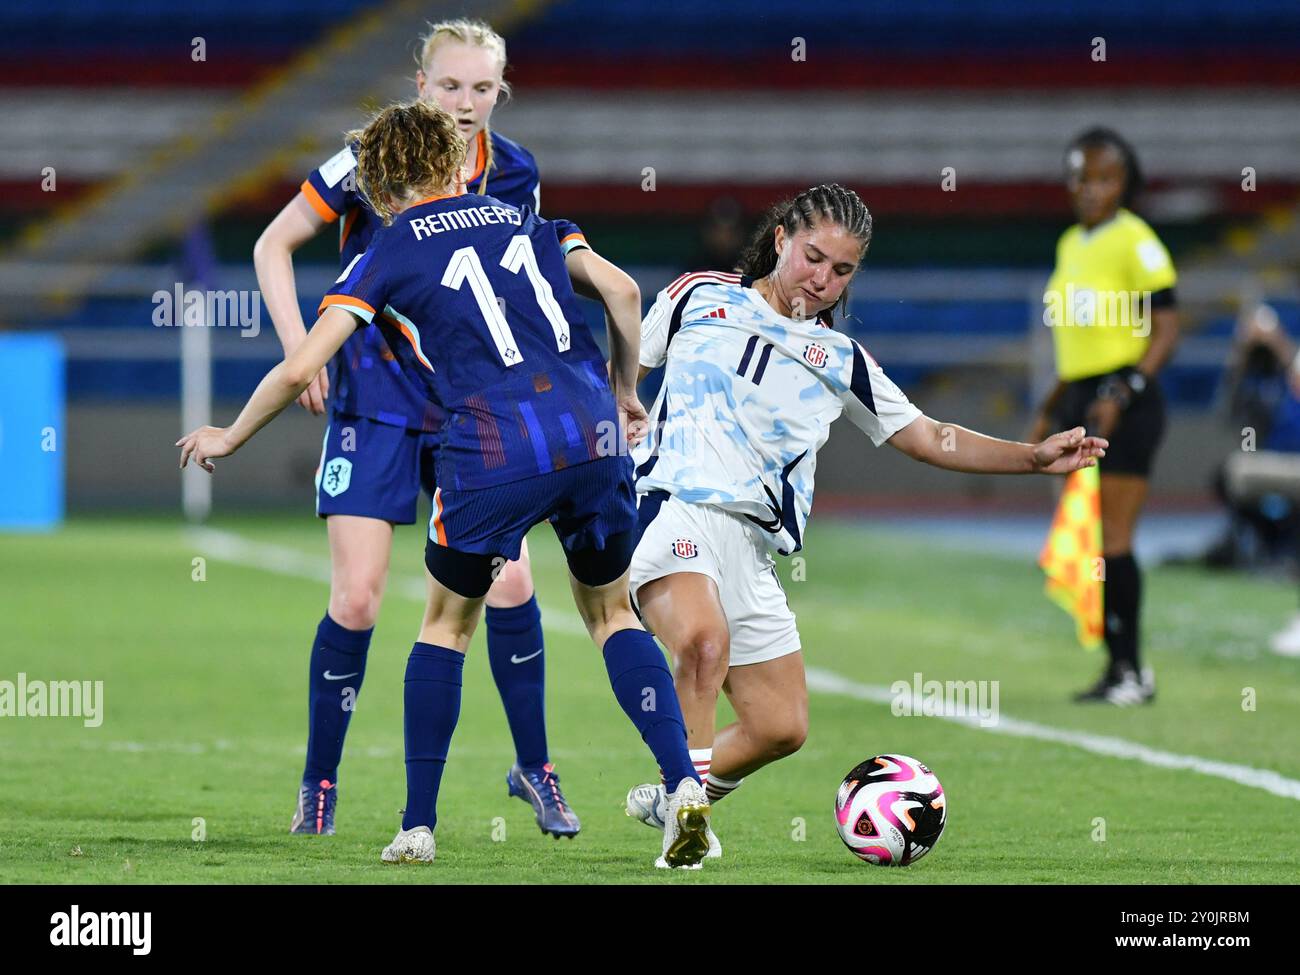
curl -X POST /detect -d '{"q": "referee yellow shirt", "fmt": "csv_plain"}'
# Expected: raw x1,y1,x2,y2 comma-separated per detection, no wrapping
1044,208,1176,381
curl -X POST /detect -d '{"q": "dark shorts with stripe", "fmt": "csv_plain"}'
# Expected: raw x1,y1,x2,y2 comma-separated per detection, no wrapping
425,455,638,597
1050,370,1166,477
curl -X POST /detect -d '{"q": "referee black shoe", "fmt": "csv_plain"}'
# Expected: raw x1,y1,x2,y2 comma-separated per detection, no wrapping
1073,664,1155,706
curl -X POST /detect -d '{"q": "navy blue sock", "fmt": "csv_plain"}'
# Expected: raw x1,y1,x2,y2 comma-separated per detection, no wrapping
602,628,698,792
402,642,464,831
485,596,549,768
303,613,372,785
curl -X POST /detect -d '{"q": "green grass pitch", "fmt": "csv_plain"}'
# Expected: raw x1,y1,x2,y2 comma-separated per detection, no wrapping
1,513,1297,884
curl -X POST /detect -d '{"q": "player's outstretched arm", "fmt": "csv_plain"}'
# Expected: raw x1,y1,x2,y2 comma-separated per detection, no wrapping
886,415,1107,475
177,307,358,473
565,248,641,390
253,193,332,414
565,247,647,442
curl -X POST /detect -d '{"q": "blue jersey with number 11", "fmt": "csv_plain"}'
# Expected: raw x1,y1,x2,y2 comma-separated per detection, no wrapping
320,192,616,491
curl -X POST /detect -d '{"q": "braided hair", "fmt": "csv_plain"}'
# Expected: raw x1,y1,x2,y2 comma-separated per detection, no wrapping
736,183,872,326
1065,127,1145,210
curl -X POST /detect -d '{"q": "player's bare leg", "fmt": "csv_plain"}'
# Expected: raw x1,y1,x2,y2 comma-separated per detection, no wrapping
326,514,394,629
566,566,643,651
484,536,535,608
417,567,483,649
634,571,730,747
291,514,394,836
711,651,809,782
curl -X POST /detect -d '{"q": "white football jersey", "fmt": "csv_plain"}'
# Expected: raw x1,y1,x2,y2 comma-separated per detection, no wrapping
633,271,922,555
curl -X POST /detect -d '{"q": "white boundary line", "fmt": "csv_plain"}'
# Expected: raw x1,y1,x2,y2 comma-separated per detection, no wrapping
191,527,1300,803
805,667,1300,802
187,527,590,635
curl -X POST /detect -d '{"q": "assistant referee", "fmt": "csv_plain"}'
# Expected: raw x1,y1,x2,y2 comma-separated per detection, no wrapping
1032,128,1181,705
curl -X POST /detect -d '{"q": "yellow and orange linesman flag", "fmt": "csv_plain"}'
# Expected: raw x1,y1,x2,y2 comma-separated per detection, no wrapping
1038,465,1104,649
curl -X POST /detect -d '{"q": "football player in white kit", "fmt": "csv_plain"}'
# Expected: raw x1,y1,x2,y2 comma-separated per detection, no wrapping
624,184,1108,857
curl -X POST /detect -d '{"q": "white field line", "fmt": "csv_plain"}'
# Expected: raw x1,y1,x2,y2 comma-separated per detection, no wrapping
187,527,590,635
191,528,1300,803
805,667,1300,803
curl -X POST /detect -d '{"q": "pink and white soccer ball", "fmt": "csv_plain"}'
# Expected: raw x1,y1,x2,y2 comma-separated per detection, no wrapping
834,754,946,866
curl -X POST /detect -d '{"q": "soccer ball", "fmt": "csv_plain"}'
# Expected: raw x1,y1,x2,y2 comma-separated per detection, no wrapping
834,754,946,866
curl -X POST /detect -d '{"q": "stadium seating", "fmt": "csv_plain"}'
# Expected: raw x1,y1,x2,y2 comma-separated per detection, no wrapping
3,0,1299,411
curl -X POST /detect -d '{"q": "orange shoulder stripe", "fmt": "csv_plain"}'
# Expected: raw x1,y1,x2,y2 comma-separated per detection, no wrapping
300,180,341,223
318,294,375,318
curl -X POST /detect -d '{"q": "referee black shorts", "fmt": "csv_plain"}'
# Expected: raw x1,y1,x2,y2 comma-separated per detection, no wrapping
1050,369,1166,478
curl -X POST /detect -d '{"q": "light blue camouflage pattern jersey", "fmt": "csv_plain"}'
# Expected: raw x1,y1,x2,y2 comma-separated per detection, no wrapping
633,271,922,555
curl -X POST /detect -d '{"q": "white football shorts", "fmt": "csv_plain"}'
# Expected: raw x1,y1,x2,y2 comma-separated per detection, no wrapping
629,493,801,667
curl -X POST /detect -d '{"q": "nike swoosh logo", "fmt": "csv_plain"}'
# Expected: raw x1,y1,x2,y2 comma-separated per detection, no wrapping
323,671,359,681
510,649,543,665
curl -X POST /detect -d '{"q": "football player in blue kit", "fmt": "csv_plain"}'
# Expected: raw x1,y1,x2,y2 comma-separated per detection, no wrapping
253,19,584,838
181,102,712,869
